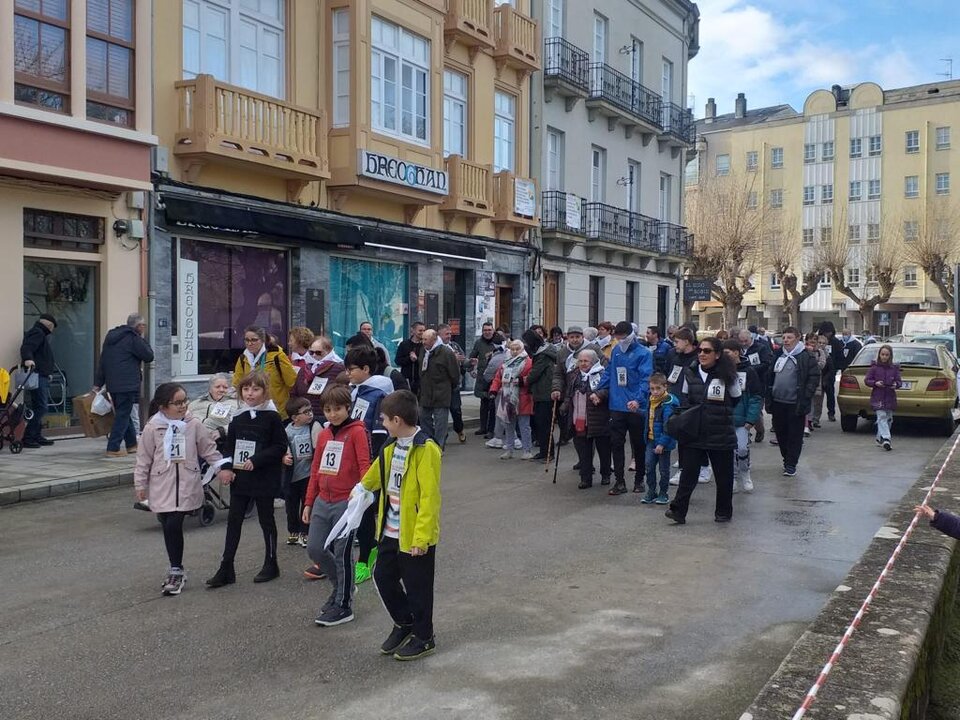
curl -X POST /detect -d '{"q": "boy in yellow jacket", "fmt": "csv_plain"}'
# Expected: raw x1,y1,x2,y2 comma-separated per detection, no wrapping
360,389,442,661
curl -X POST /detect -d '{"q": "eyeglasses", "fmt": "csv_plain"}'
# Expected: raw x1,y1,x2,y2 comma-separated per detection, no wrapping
345,366,359,372
244,337,260,344
309,350,325,356
698,348,715,355
169,399,189,407
294,408,314,417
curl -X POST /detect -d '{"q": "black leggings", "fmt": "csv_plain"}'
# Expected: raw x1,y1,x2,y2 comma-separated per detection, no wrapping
357,492,379,564
158,511,186,569
222,493,277,564
285,478,308,535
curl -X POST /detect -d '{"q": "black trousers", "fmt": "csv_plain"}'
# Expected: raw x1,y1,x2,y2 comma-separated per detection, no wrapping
670,445,734,520
450,388,464,434
478,395,493,433
533,401,554,457
573,434,611,485
823,371,837,416
374,537,436,641
285,477,308,535
771,401,806,468
357,492,380,565
222,493,277,564
158,511,186,568
609,411,645,485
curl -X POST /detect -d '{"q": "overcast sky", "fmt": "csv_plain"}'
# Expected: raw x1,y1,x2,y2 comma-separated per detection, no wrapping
687,0,960,117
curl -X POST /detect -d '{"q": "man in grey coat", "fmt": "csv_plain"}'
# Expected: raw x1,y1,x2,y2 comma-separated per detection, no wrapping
416,329,460,449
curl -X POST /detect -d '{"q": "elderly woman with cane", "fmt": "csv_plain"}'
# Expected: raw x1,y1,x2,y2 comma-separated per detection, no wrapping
522,329,558,461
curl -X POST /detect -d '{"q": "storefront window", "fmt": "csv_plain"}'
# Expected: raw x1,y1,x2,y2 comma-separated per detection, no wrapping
173,238,288,375
329,258,408,358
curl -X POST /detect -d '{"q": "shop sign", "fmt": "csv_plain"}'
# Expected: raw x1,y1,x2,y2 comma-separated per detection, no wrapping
683,278,713,302
513,178,536,218
178,258,199,376
565,193,581,230
358,150,448,196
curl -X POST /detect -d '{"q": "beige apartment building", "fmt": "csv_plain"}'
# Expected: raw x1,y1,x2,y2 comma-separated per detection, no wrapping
688,80,960,334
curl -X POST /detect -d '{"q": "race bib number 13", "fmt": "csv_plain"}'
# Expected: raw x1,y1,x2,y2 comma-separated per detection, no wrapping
318,440,344,475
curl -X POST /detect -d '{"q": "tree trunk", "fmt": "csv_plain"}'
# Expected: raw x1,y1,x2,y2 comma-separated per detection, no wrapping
723,301,741,329
859,306,875,333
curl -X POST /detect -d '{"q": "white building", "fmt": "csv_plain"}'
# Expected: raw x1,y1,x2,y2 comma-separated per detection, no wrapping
531,0,699,331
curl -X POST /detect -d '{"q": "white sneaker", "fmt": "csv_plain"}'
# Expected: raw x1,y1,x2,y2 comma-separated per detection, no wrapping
521,451,535,460
485,438,504,449
514,439,523,450
803,427,811,437
499,450,513,460
732,480,740,494
742,472,754,493
669,472,681,486
672,460,680,469
698,466,712,483
273,498,285,509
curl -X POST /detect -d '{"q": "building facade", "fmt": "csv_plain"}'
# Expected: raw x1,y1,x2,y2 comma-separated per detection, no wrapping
150,0,541,391
3,0,155,430
689,81,960,334
530,0,698,332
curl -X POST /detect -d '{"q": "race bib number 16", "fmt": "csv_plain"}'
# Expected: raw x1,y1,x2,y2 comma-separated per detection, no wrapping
706,378,726,402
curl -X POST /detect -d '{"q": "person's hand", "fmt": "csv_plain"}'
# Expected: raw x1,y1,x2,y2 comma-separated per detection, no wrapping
218,469,235,485
23,360,35,369
136,488,147,501
409,352,417,362
302,506,312,525
283,452,293,466
875,381,884,387
241,459,255,471
91,385,101,393
408,546,426,556
745,423,754,430
655,445,664,455
551,390,561,401
589,393,600,406
915,504,936,520
627,400,640,412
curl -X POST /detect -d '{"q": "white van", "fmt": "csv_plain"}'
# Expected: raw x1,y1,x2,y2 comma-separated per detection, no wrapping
901,312,955,339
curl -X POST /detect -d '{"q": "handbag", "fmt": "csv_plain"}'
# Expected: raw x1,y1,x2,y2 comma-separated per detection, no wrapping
666,403,704,443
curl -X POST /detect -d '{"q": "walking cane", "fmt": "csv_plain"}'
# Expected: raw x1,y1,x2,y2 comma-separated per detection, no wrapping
551,427,562,484
545,399,558,478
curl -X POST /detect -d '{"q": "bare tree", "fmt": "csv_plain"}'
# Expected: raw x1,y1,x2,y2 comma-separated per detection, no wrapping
766,213,826,327
684,171,764,327
903,203,960,307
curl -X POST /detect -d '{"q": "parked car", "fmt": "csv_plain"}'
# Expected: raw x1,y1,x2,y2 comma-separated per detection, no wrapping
912,334,957,353
837,342,960,436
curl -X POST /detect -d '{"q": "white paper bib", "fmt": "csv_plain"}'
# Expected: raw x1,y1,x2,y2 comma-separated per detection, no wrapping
318,440,344,475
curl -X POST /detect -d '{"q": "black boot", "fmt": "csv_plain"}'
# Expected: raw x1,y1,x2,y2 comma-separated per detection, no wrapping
254,557,280,583
205,562,235,588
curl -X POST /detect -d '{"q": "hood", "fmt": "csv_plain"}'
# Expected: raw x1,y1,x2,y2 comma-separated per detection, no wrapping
104,325,137,346
361,375,395,394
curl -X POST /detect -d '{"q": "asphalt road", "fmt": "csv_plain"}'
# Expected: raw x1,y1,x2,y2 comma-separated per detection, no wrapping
0,416,948,720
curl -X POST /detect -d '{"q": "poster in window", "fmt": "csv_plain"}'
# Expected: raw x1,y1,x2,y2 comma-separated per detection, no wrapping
475,271,496,335
513,178,536,218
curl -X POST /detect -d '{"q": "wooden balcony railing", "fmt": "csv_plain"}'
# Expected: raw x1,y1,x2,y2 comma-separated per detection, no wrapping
173,74,329,182
440,156,494,232
492,4,540,76
444,0,494,53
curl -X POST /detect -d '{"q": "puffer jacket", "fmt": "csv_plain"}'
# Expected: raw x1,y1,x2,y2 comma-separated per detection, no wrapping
134,413,222,513
865,361,902,411
732,360,763,427
233,347,299,420
648,392,679,451
564,364,610,437
680,363,741,450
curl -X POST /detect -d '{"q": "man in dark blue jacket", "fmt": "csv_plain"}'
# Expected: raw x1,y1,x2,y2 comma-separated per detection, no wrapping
645,326,672,375
94,313,154,457
19,313,57,448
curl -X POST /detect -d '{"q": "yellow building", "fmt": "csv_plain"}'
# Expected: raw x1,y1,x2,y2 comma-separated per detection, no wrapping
151,0,539,387
688,80,960,334
1,0,156,430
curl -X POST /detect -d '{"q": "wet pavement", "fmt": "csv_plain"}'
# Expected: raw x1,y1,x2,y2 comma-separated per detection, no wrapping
0,416,948,720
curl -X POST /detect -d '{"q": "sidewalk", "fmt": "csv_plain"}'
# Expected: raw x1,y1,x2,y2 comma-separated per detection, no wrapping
0,394,483,506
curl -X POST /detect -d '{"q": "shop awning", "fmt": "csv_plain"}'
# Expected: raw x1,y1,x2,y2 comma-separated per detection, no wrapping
362,228,487,262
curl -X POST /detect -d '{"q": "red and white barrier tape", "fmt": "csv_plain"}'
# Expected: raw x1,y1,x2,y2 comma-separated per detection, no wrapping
791,430,960,720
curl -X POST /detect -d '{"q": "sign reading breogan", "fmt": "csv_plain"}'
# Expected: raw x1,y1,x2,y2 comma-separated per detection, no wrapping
358,150,449,196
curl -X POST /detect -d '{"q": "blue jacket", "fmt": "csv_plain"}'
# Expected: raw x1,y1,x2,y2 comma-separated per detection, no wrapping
596,339,653,413
651,339,672,375
932,509,960,540
732,361,763,427
648,392,679,451
353,382,388,454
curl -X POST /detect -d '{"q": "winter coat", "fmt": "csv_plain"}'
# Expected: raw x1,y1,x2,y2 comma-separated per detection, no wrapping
490,355,533,416
564,365,610,437
233,348,299,420
835,337,863,372
741,339,773,384
552,342,588,392
767,346,821,416
134,413,221,513
292,357,345,418
596,339,653,413
305,418,371,506
650,339,672,375
526,344,558,403
95,325,154,394
664,348,698,396
19,321,56,377
678,362,741,450
395,337,423,394
809,347,828,396
417,342,460,408
470,337,500,396
864,361,902,411
931,509,960,540
353,380,389,454
222,408,288,497
187,393,241,444
648,393,679,451
732,361,763,427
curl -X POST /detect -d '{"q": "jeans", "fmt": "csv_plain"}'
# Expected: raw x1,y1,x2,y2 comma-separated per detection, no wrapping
504,414,532,453
875,409,894,441
420,406,450,449
734,426,751,477
24,374,50,442
106,391,139,452
644,444,672,496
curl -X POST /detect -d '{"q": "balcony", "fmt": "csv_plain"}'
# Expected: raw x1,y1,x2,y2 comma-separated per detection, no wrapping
543,38,589,110
174,74,329,198
659,102,696,151
584,202,659,251
492,170,539,240
444,0,494,59
586,63,661,137
439,155,494,232
541,190,586,247
657,222,694,258
492,4,541,79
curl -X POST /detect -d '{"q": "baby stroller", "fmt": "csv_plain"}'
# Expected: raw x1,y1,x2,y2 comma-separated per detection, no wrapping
0,366,35,454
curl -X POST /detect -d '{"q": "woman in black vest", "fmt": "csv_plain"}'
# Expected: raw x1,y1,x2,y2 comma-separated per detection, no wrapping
666,336,741,525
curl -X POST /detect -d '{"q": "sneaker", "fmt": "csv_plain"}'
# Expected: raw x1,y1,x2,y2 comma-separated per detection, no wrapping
458,431,467,443
632,482,644,494
640,492,656,504
769,437,779,446
600,476,611,486
474,428,487,436
577,480,593,489
298,533,308,548
783,466,797,477
499,450,513,460
321,593,337,615
380,624,414,655
669,472,681,486
714,515,732,523
665,509,686,525
883,439,892,451
672,460,680,469
828,414,836,422
628,458,636,472
742,473,754,493
514,439,523,450
286,534,300,546
698,466,712,484
655,493,670,505
521,451,534,460
37,437,54,446
315,606,355,627
104,450,126,458
732,480,740,495
485,438,504,449
608,481,627,496
303,563,327,580
812,420,821,429
394,635,436,661
875,437,883,447
126,445,138,455
162,570,185,596
355,561,372,585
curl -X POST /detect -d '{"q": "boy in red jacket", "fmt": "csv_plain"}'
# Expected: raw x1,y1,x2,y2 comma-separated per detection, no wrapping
302,384,371,626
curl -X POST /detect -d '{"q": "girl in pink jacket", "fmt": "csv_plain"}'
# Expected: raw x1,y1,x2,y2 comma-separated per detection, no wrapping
134,383,223,596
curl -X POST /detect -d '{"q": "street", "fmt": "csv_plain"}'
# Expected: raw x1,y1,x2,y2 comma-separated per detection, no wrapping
0,418,947,720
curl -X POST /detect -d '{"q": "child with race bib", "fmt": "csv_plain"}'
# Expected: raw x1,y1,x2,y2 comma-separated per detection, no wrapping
283,397,321,547
207,371,288,588
302,384,371,626
135,383,223,596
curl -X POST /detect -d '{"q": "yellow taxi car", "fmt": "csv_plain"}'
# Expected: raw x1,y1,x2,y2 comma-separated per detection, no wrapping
837,342,960,436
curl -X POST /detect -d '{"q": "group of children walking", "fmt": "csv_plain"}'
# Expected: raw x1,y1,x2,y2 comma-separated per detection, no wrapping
133,367,442,661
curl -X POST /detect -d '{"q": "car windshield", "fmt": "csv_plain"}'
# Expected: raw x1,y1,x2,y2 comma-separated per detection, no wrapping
851,345,940,368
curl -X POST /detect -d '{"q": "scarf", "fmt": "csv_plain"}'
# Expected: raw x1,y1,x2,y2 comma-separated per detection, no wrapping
239,399,277,419
534,343,551,355
291,351,320,372
648,393,666,440
617,333,636,353
243,345,266,370
149,412,188,466
499,352,527,412
596,335,612,349
322,350,343,364
564,342,584,372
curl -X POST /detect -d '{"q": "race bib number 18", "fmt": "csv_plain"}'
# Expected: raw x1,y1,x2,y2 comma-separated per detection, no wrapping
235,439,256,465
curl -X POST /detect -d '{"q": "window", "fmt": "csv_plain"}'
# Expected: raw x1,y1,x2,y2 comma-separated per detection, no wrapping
658,173,671,221
588,275,602,327
183,0,284,98
847,267,860,286
626,160,640,213
747,191,757,209
370,17,429,144
590,146,605,202
819,271,831,288
546,0,563,38
936,172,950,195
937,126,951,150
802,228,814,246
821,184,833,204
770,272,781,289
850,137,862,158
804,143,816,163
868,135,882,156
746,150,758,171
625,282,637,324
715,154,730,176
14,0,70,112
771,147,783,168
331,8,350,127
820,226,831,244
23,208,105,253
592,12,607,64
866,268,878,285
442,69,467,158
803,185,815,205
493,91,516,172
905,130,920,153
545,128,564,191
904,265,918,287
867,223,880,242
684,156,699,186
85,0,135,126
904,175,919,198
769,189,783,208
822,141,835,160
849,181,862,201
867,179,881,200
904,220,919,241
848,224,861,244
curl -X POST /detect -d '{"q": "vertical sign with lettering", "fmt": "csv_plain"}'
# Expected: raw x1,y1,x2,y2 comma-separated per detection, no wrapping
178,258,199,376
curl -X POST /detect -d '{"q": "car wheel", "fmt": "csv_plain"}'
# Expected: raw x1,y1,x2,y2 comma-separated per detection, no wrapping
940,414,957,437
840,415,858,432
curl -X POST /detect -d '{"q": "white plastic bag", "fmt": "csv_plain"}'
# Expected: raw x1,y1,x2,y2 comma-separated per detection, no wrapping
91,390,113,416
